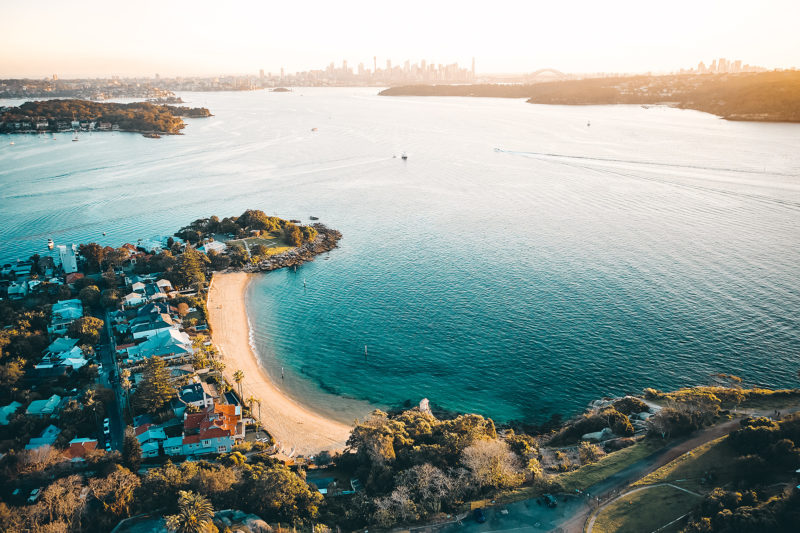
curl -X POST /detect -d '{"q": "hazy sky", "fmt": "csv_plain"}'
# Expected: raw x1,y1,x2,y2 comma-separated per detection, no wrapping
2,0,799,78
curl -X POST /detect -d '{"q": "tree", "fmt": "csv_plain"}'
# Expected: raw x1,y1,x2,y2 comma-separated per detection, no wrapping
120,369,133,417
165,490,216,533
122,427,142,471
101,289,120,309
461,439,523,491
242,462,323,523
284,224,304,246
78,243,105,272
233,369,245,398
134,356,175,414
578,441,605,464
87,465,141,528
78,285,101,308
207,250,231,271
174,247,209,289
67,316,104,345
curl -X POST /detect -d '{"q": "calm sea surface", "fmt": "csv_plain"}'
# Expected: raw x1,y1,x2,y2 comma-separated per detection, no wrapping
2,88,799,424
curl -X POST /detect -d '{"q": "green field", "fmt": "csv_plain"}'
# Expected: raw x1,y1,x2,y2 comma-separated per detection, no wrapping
555,439,664,492
226,235,293,257
592,485,699,533
634,436,735,493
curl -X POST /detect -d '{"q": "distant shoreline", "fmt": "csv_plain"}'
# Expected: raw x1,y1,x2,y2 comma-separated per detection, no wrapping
379,71,800,123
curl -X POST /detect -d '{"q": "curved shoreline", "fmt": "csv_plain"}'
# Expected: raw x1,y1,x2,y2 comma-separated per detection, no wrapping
207,271,353,456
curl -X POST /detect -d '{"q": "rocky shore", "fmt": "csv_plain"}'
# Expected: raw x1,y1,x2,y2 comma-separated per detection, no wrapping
238,224,342,273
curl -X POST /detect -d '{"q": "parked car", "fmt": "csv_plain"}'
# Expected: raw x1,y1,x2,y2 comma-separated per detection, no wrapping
473,508,486,523
27,488,41,504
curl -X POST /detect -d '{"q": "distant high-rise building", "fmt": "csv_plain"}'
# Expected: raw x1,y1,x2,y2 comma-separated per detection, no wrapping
259,69,264,79
386,59,392,71
155,73,160,80
280,67,285,79
709,59,717,73
52,74,58,81
471,57,475,78
373,56,377,73
697,61,706,73
343,60,348,73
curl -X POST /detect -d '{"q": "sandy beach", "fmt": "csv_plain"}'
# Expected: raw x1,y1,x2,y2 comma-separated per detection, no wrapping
207,271,353,456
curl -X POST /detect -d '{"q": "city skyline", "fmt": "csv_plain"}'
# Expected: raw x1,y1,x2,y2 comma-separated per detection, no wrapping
1,0,799,78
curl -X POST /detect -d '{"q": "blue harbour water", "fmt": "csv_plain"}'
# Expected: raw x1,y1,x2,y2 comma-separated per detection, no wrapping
2,88,799,424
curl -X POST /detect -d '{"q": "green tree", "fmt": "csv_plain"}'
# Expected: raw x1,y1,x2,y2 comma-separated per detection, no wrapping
233,369,245,398
101,289,120,309
78,285,101,308
78,243,105,272
67,316,105,345
122,427,142,471
242,462,322,523
174,247,209,289
134,356,175,414
166,490,215,533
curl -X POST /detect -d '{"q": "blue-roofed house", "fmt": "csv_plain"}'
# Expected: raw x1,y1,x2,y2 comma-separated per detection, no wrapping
26,394,62,417
25,425,61,450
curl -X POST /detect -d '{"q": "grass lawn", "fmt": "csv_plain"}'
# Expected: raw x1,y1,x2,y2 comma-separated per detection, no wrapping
592,485,699,533
555,439,665,492
634,436,736,493
227,236,294,257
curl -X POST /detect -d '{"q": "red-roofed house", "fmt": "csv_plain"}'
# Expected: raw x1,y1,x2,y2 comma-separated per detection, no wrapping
170,402,244,456
64,438,98,461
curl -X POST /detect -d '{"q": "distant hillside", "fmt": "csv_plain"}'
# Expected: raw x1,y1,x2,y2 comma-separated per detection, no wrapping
379,71,800,122
0,99,212,134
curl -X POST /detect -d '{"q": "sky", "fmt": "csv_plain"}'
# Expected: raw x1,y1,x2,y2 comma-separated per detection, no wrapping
1,0,799,78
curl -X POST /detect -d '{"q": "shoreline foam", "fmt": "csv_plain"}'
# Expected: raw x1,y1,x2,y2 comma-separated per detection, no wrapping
207,271,353,456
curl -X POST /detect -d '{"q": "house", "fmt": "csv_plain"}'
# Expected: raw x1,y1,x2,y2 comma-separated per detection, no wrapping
65,272,84,286
178,382,214,409
7,281,27,300
198,241,226,254
26,395,63,417
125,328,193,362
45,337,79,357
0,401,22,425
49,299,83,335
56,244,79,274
130,312,174,340
25,425,61,450
122,292,147,308
156,279,173,292
64,438,98,461
168,402,244,457
135,424,167,458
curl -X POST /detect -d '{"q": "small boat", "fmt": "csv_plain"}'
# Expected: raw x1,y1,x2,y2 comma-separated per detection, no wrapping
47,239,54,250
401,152,408,160
587,121,591,127
8,141,14,145
311,127,318,132
72,132,79,142
102,232,107,236
309,216,319,220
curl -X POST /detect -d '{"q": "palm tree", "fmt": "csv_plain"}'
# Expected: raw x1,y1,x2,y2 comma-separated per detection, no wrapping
165,490,214,533
233,369,245,399
246,395,257,418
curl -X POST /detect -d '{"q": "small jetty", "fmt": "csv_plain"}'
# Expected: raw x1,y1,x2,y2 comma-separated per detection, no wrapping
143,133,162,139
